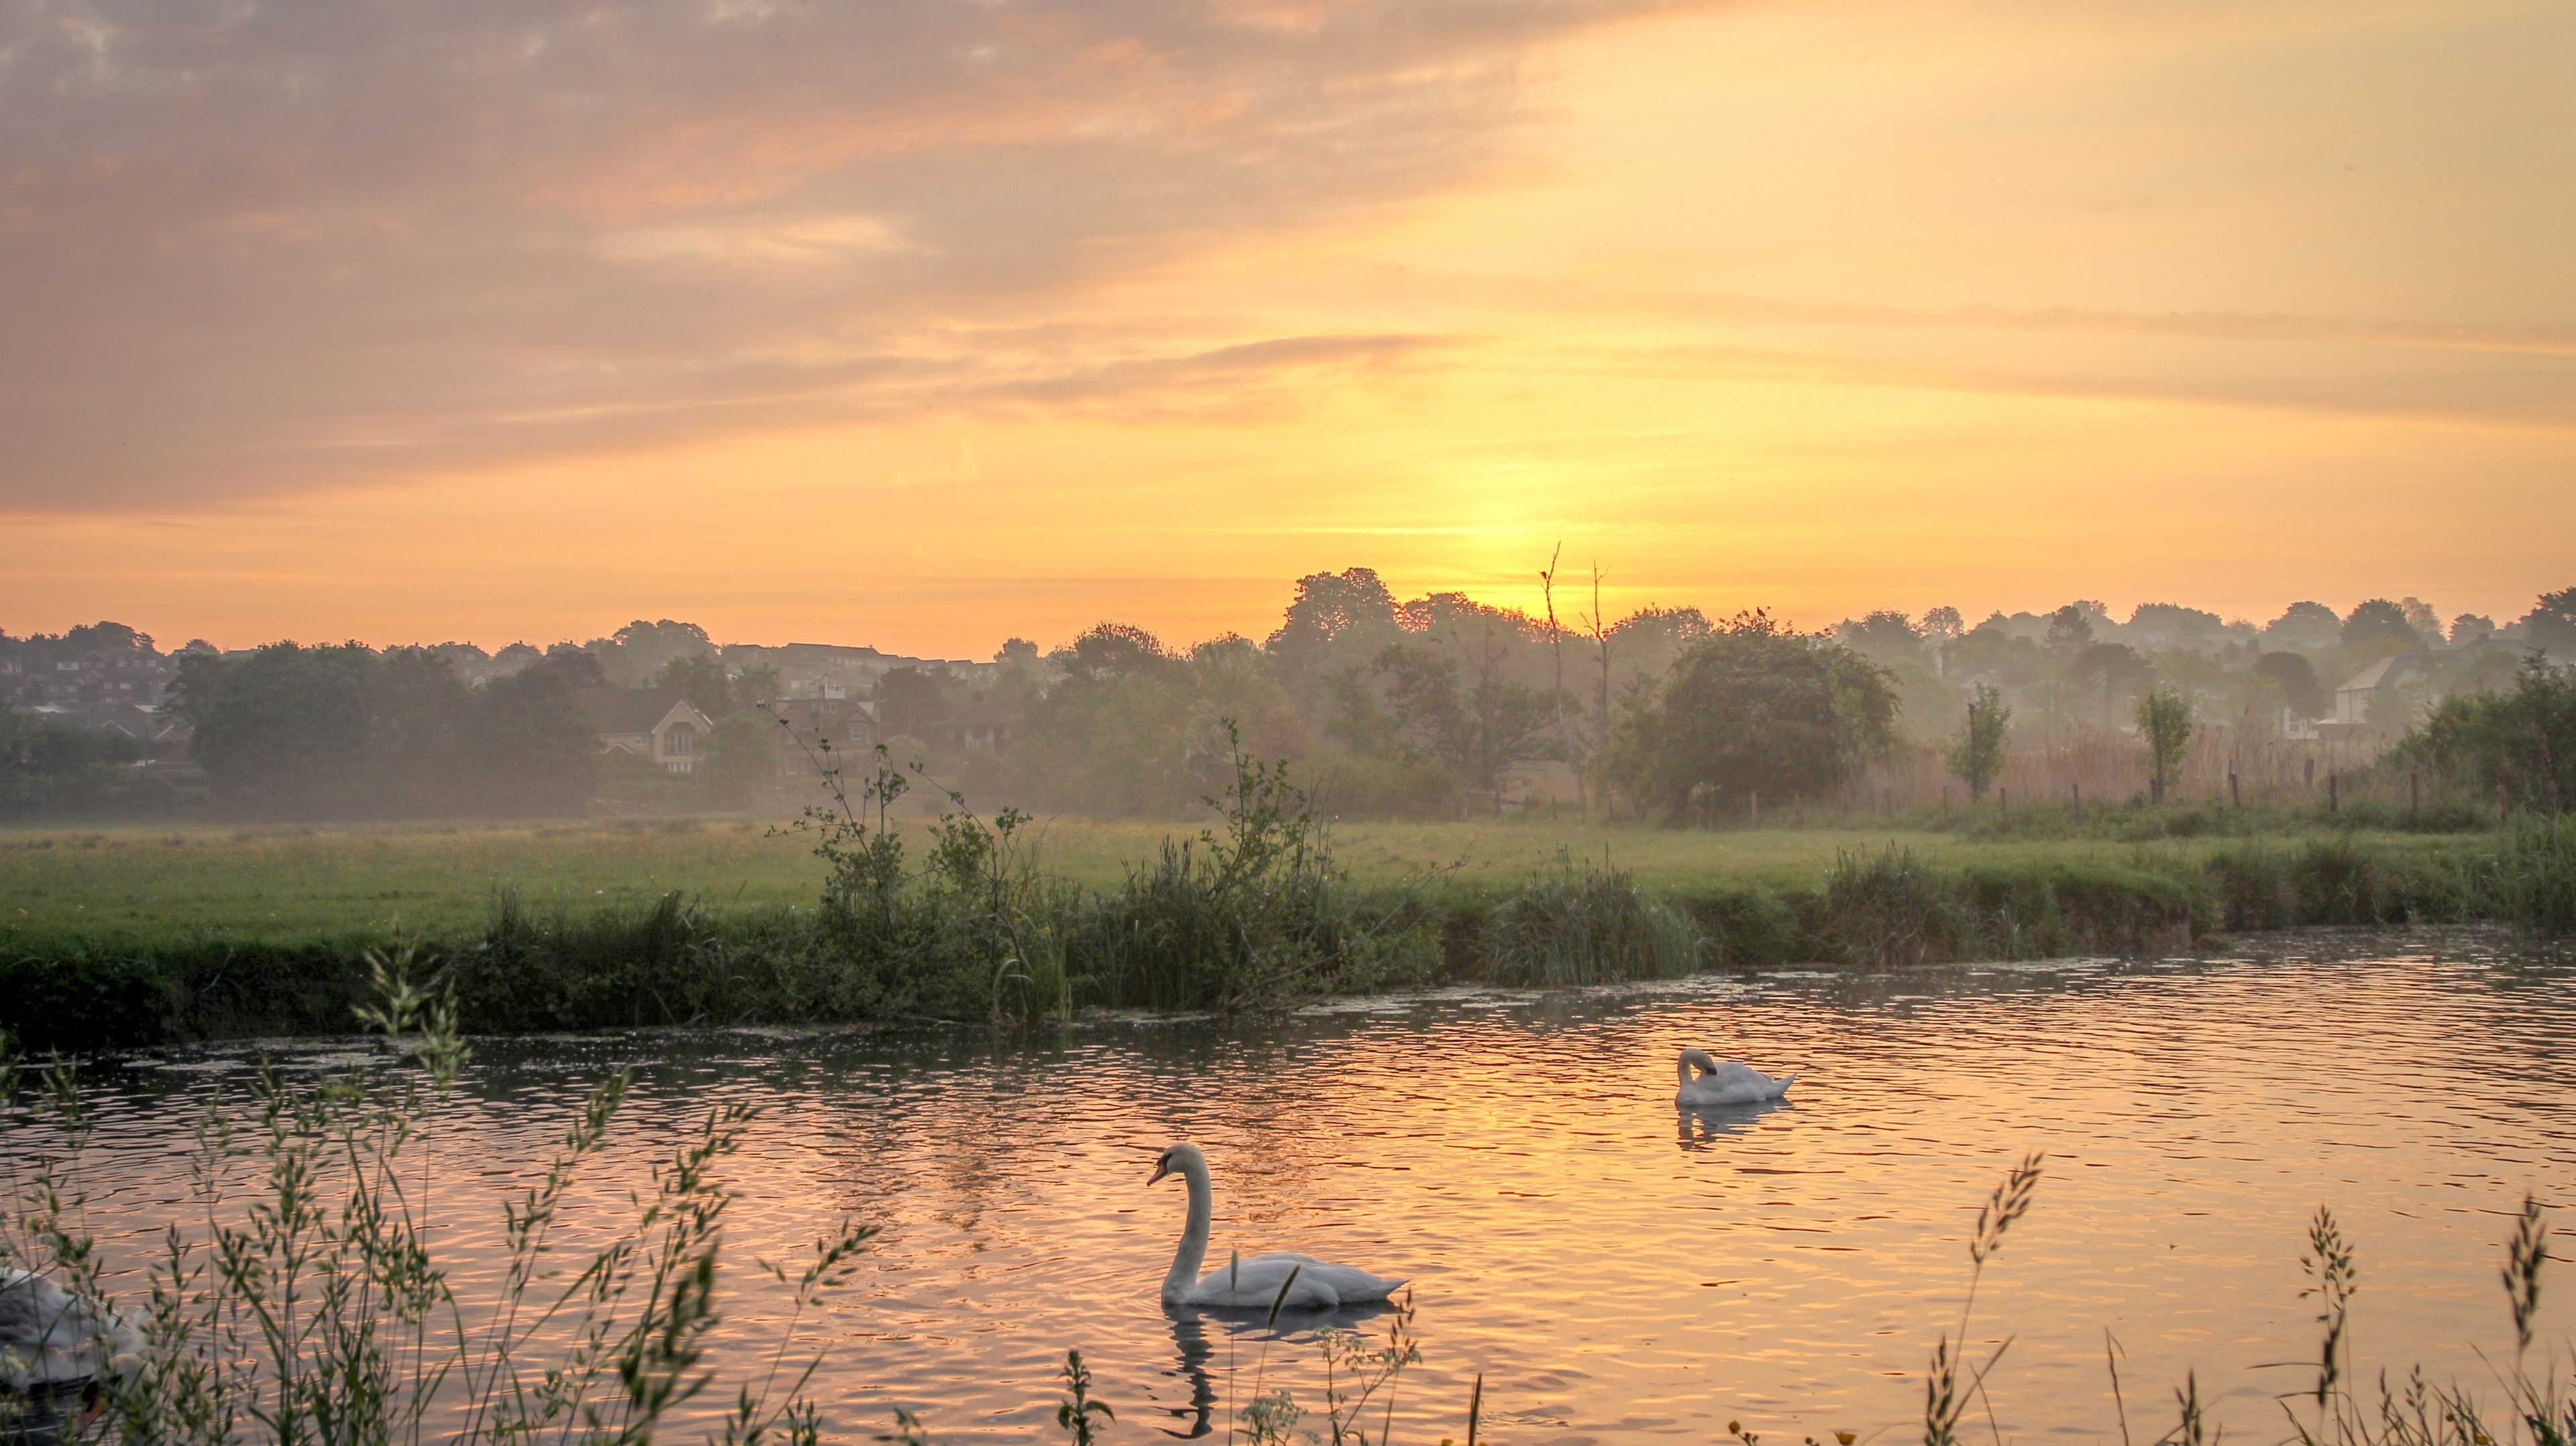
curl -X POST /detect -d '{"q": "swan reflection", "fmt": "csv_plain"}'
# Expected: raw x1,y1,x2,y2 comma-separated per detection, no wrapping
1159,1296,1403,1434
1677,1097,1792,1150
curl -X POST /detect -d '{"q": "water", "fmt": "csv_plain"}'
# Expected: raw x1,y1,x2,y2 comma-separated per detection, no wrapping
24,927,2576,1444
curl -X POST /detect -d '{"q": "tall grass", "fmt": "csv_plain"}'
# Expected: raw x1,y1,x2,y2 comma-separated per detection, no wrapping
1483,852,1702,986
0,955,870,1446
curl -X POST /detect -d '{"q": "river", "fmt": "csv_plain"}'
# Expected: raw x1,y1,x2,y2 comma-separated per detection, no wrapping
24,926,2575,1444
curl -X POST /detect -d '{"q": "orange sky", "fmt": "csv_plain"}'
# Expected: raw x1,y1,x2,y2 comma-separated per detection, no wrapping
3,0,2565,657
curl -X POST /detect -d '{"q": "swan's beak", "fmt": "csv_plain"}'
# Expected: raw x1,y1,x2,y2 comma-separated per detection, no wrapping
1148,1160,1171,1185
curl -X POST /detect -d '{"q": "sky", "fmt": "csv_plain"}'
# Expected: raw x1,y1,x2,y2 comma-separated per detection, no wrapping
3,0,2567,657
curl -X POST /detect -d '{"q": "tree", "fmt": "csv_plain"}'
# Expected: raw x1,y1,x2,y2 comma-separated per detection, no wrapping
2135,686,2194,804
1944,681,2011,801
2399,655,2576,815
2524,587,2576,658
1837,610,1926,663
2068,643,2153,725
656,653,735,716
2343,599,2421,657
469,667,598,814
2261,601,2343,652
2254,651,2327,720
170,642,380,810
2044,603,2100,654
1607,613,1896,824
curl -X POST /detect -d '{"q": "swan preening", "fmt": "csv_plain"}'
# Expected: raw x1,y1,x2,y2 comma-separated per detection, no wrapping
1149,1144,1405,1311
1674,1048,1796,1107
1,1268,145,1438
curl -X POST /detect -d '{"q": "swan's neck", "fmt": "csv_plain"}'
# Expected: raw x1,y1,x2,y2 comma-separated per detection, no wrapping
1679,1049,1718,1085
1164,1161,1212,1302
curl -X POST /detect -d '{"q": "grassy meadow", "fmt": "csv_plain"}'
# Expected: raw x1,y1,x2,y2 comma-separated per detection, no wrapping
0,811,2483,944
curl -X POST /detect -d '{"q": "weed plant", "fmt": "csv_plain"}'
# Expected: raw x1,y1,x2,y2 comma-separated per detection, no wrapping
1483,851,1702,985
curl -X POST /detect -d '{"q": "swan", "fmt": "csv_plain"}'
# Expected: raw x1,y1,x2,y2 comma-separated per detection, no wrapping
1674,1048,1796,1107
1148,1144,1405,1311
2,1268,145,1438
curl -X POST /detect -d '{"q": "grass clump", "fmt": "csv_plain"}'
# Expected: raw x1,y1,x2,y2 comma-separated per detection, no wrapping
1483,852,1703,986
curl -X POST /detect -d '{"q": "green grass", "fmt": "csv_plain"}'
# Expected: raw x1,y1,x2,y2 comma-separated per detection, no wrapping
0,814,2487,944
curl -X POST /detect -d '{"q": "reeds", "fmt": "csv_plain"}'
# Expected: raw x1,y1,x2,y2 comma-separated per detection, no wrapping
1483,852,1702,986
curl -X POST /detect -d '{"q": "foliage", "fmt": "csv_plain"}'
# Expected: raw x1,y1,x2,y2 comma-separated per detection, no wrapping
2344,598,2425,656
0,712,164,819
2399,655,2576,815
166,643,593,818
2134,687,2194,804
0,958,869,1446
2257,651,2329,719
1604,613,1897,824
1943,681,2011,802
1068,725,1440,1011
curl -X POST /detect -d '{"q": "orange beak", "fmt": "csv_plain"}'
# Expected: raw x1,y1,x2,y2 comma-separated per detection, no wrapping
1148,1159,1171,1185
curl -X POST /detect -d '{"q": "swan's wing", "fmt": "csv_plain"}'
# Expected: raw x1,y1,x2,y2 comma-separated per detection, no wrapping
0,1270,143,1387
1676,1064,1796,1106
1187,1253,1401,1309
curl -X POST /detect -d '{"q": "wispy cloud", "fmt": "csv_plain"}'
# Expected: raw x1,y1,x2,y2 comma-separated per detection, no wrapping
0,0,1697,509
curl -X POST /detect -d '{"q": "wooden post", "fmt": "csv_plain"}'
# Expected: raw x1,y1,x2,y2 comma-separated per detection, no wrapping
2328,772,2338,814
2409,770,2418,819
2072,781,2081,813
2229,772,2240,809
1750,790,1759,827
2000,786,2009,815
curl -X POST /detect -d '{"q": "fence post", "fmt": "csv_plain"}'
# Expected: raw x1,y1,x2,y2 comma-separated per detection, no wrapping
2229,772,2240,810
2000,786,2008,816
2328,772,2338,814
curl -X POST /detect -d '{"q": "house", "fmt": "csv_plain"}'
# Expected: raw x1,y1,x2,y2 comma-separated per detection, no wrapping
577,689,715,773
2331,655,2418,728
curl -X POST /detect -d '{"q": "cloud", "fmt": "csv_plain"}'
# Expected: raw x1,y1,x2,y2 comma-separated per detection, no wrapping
0,0,1690,509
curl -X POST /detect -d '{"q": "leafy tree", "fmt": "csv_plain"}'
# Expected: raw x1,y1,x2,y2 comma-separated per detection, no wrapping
0,709,153,816
2134,686,2194,804
2068,642,2154,725
1607,613,1896,824
2399,655,2576,815
2043,603,2100,654
2261,601,2343,652
537,642,610,689
874,666,951,738
2343,598,2421,656
468,666,598,813
1922,606,1965,645
656,653,736,716
170,643,380,810
2255,651,2328,720
1837,610,1925,663
2525,587,2576,657
1944,681,2010,801
170,642,594,817
1266,567,1406,703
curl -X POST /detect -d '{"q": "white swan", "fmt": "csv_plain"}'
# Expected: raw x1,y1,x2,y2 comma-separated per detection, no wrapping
2,1268,146,1437
1149,1144,1405,1311
1674,1048,1796,1107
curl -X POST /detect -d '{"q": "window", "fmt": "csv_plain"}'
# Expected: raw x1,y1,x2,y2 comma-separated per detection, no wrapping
665,724,696,756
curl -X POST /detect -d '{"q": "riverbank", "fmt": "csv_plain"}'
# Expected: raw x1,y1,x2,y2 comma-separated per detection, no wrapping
5,811,2565,1052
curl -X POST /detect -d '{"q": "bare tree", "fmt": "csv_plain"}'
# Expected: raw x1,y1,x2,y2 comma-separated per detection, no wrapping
1539,545,1586,810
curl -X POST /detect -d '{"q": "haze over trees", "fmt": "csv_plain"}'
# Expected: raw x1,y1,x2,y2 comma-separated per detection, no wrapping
5,572,2572,822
